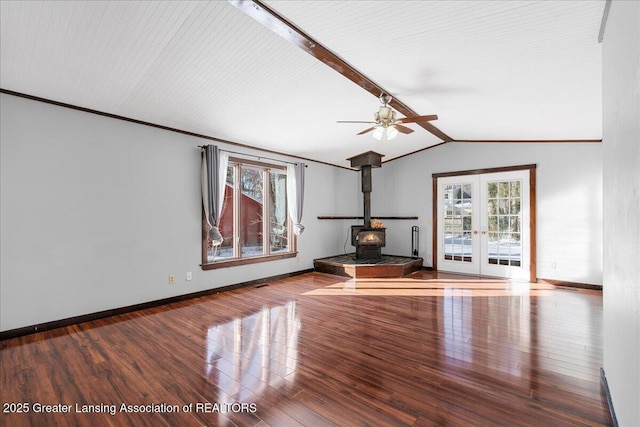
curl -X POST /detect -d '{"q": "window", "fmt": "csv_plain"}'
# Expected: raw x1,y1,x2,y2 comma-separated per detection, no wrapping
202,157,296,269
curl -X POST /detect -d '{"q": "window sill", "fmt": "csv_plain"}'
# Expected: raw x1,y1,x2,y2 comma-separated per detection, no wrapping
201,252,298,270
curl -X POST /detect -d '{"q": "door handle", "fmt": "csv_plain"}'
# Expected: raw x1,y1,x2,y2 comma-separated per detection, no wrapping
473,231,478,235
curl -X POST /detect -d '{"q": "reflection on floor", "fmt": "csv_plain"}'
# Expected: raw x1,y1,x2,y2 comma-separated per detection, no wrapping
0,271,609,426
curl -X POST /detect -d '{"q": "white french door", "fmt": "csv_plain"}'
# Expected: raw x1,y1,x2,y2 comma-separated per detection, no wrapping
437,170,531,280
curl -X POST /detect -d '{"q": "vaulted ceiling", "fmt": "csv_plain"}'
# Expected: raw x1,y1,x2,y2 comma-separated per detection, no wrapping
0,1,605,168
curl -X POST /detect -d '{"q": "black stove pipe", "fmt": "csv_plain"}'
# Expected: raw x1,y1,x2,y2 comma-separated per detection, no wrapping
347,151,383,229
361,165,372,228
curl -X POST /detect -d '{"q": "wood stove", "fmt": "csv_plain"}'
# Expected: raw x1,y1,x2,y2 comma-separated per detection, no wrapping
351,225,386,259
347,151,386,260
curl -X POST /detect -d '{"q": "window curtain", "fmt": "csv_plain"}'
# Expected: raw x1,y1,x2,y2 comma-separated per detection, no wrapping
273,173,287,235
286,162,305,236
201,145,229,246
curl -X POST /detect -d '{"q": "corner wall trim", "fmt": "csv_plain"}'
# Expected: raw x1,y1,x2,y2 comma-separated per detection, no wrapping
0,269,314,341
600,367,619,427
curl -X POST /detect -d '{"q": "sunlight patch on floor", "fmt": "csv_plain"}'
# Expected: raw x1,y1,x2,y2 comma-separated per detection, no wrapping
303,277,554,297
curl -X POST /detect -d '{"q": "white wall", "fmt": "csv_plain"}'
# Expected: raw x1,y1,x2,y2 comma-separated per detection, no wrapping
0,93,608,331
602,1,640,425
0,93,358,331
375,141,603,285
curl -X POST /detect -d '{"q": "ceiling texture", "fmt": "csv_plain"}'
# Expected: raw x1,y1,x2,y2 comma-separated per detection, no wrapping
0,1,605,169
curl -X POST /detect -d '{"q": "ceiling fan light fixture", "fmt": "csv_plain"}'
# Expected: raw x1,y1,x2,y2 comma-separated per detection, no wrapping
386,125,399,140
338,93,437,140
372,125,398,141
377,106,395,121
372,126,384,140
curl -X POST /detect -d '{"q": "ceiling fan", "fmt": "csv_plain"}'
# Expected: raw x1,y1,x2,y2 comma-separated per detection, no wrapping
337,94,438,141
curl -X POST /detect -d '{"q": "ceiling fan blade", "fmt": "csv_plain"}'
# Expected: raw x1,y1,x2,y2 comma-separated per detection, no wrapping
395,124,414,134
397,114,438,124
357,127,376,135
337,120,376,124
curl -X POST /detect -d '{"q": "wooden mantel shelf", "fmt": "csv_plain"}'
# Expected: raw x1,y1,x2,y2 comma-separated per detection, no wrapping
317,216,418,220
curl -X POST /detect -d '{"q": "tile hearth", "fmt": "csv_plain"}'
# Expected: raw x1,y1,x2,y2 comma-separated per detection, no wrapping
313,254,423,278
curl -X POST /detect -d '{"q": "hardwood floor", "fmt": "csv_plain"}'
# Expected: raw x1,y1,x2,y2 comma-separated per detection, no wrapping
0,271,610,426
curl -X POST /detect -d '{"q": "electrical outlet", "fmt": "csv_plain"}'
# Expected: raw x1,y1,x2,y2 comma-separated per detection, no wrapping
550,262,557,270
186,272,192,281
169,275,176,284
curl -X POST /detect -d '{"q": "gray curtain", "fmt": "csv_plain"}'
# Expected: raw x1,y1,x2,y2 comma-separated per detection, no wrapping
201,145,228,246
287,162,305,236
274,173,287,233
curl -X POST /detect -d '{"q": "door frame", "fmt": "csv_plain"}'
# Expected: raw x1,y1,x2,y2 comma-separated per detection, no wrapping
432,164,537,282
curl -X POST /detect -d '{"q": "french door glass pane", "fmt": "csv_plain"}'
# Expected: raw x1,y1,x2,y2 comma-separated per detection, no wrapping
486,179,522,267
269,171,288,253
443,183,472,262
241,167,264,256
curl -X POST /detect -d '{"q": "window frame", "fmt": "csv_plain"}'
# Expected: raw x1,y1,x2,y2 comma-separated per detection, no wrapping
201,157,297,270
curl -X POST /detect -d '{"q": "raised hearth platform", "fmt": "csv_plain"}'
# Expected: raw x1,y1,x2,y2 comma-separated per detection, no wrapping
314,254,424,278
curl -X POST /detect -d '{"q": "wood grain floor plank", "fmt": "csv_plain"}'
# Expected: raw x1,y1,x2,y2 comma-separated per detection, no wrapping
0,271,610,426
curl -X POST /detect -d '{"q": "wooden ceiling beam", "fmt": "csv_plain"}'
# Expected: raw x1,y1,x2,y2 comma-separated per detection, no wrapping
229,0,453,143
